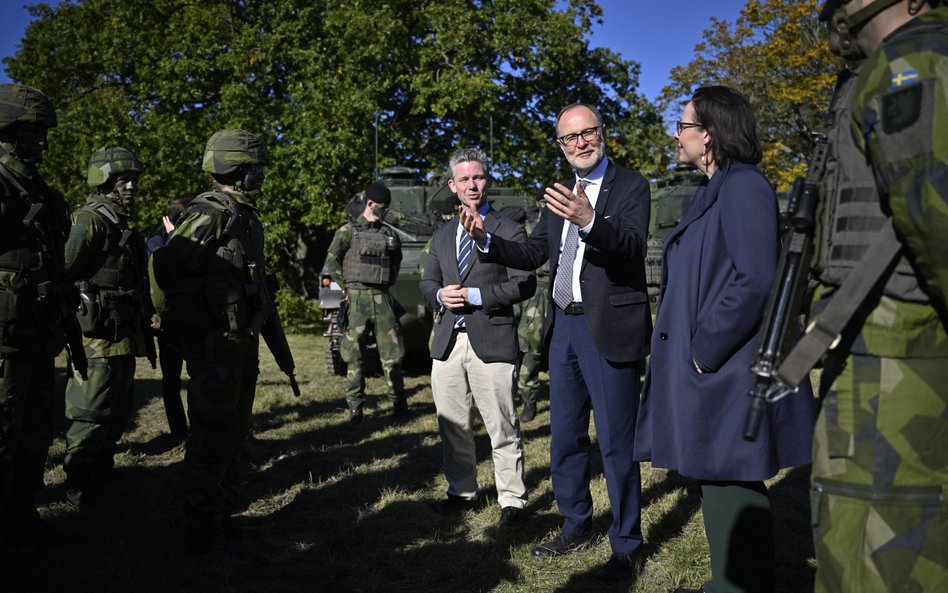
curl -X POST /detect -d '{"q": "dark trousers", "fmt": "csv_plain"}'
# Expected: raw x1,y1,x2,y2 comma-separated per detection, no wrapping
548,308,643,554
181,332,259,537
699,481,775,593
0,355,55,530
157,332,187,435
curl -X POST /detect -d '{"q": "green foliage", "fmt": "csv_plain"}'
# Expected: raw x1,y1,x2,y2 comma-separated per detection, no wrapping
274,287,322,332
5,0,668,285
660,0,845,191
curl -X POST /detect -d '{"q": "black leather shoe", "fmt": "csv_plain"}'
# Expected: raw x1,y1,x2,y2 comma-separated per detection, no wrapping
347,408,364,425
593,551,645,584
432,494,476,514
520,401,537,422
498,506,524,530
531,531,594,557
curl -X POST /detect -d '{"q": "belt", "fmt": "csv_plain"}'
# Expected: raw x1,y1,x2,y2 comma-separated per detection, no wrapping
454,326,466,332
561,302,584,315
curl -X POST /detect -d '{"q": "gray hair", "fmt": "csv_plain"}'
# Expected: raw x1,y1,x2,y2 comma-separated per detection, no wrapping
555,102,604,135
448,147,490,179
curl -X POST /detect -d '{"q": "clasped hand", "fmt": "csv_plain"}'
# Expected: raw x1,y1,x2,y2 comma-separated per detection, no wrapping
440,284,470,310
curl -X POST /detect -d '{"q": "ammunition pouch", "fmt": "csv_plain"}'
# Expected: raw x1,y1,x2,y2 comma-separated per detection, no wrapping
75,284,139,341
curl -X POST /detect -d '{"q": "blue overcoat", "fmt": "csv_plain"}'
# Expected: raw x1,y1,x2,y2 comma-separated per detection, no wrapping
634,162,815,481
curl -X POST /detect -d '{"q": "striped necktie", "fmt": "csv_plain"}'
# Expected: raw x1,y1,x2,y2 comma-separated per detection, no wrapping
552,179,590,310
455,232,474,328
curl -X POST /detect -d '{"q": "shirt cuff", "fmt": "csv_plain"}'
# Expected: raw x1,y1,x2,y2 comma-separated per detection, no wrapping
477,233,492,252
467,287,482,306
580,213,595,236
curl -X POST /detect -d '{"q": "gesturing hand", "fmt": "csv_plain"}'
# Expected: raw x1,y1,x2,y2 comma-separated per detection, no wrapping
544,181,594,228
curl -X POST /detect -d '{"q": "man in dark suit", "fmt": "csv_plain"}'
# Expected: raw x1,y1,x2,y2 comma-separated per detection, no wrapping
420,147,535,529
461,103,651,584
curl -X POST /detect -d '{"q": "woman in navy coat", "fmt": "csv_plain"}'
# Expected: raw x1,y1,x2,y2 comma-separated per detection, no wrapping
634,86,815,593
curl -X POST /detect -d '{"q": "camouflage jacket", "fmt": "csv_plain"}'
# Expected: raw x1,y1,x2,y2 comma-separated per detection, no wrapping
65,194,149,358
150,189,270,335
0,149,69,357
321,214,402,292
839,6,948,358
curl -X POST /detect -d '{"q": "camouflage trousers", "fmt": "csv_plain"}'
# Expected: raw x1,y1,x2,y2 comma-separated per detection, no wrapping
812,353,948,593
64,355,136,489
181,331,259,537
341,289,404,411
516,290,547,406
0,355,55,532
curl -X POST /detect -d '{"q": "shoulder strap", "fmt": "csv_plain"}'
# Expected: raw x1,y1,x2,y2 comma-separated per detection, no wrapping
775,220,902,389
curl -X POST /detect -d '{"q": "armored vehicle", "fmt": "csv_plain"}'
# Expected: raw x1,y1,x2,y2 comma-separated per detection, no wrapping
646,167,704,310
320,166,533,375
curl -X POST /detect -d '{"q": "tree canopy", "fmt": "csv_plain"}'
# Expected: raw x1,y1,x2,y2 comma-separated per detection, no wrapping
660,0,843,191
5,0,667,281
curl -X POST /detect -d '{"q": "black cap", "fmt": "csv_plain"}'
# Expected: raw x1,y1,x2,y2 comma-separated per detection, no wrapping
365,182,391,205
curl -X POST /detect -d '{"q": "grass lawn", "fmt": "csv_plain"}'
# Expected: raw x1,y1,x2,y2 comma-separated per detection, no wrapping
8,331,816,593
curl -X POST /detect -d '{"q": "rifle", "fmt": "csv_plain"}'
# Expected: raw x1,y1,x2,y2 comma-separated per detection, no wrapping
38,282,89,380
743,136,828,442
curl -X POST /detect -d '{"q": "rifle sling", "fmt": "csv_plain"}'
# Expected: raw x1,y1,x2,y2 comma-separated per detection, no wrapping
775,219,902,389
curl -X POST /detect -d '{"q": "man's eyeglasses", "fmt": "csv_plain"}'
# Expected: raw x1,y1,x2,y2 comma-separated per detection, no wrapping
676,121,702,135
557,126,602,147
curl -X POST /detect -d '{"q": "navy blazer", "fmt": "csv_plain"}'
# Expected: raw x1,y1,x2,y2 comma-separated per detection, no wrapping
483,160,651,363
634,162,815,481
420,211,535,364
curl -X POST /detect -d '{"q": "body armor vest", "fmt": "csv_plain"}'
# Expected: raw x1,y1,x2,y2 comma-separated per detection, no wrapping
817,71,928,303
342,225,396,288
74,199,147,340
165,191,270,335
0,157,67,355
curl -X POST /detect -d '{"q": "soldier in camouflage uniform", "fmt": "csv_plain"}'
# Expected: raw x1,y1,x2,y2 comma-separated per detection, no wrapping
813,2,948,591
516,197,548,422
150,128,273,549
0,84,69,545
63,147,152,509
321,182,406,424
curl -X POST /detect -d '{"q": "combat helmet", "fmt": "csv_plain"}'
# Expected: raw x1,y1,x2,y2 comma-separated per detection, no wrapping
86,147,144,187
202,128,269,175
0,83,57,132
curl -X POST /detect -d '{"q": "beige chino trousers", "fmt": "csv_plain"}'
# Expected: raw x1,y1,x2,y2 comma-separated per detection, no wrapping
431,331,527,509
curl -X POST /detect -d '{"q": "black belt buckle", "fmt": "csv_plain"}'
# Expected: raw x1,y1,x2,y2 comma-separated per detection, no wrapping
563,302,583,315
455,326,466,332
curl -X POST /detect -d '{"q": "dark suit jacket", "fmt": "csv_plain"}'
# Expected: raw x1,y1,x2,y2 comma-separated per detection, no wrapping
483,160,651,363
420,211,535,364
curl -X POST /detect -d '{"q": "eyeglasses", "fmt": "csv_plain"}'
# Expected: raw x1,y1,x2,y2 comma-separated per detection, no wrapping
557,126,602,147
676,121,702,135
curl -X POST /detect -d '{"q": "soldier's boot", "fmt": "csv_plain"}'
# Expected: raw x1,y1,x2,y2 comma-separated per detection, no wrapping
521,401,537,423
392,398,409,421
347,407,364,425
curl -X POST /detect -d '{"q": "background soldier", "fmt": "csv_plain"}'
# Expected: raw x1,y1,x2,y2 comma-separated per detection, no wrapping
516,195,549,422
812,2,948,591
145,195,195,438
0,84,70,545
321,183,406,425
150,128,275,551
63,147,152,509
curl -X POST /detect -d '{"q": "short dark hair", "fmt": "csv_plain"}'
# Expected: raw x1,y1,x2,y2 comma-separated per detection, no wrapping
691,86,762,166
168,194,195,225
